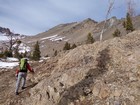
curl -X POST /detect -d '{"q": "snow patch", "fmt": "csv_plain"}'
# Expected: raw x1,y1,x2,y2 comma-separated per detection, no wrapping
13,43,31,53
18,43,30,53
40,34,66,42
38,57,50,62
41,57,50,60
0,33,8,41
6,57,19,62
0,61,19,69
39,60,43,62
41,45,44,48
27,41,35,43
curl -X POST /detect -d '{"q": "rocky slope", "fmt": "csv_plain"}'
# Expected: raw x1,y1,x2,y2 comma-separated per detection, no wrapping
0,30,140,105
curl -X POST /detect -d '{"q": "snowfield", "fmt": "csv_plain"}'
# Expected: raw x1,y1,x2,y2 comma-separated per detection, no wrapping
6,57,19,62
0,57,19,69
13,43,31,53
40,34,66,42
0,33,8,41
0,61,19,69
18,43,31,53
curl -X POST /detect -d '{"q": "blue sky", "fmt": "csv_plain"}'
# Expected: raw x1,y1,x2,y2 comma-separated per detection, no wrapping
0,0,140,35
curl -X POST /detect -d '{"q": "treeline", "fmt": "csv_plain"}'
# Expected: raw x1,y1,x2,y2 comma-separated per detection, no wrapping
0,41,41,61
112,12,134,37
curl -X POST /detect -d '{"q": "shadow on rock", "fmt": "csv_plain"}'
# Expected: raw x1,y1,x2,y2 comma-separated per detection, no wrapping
58,47,111,105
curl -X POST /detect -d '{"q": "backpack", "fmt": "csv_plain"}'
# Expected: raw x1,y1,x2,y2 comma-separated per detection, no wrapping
19,58,27,72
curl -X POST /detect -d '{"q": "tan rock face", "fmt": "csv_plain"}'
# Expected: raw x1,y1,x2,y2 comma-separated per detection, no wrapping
113,89,122,97
1,30,140,105
98,84,110,99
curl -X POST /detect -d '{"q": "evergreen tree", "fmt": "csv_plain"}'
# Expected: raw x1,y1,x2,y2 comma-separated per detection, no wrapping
112,29,121,37
0,52,4,58
4,49,13,57
86,33,95,44
17,40,22,44
71,43,77,49
63,42,71,50
32,41,41,61
126,13,134,32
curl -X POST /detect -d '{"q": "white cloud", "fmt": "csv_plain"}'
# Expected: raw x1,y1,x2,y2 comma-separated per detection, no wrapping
0,0,139,35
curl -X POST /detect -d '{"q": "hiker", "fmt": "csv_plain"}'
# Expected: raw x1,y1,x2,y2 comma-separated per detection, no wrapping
15,58,34,95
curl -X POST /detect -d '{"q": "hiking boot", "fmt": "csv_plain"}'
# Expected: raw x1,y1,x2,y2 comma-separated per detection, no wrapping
21,87,25,90
16,92,19,95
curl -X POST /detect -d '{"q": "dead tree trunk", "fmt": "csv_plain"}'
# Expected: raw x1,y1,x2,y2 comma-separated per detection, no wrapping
100,0,114,41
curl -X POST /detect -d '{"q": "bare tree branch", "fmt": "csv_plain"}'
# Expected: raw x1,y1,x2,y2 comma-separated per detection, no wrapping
126,0,136,17
2,33,19,51
100,0,115,41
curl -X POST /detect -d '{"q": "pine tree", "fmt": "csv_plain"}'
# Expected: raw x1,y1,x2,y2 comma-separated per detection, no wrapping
0,52,4,58
63,42,71,50
71,43,77,49
112,29,121,37
32,41,41,61
17,40,22,44
86,33,95,44
126,12,134,33
4,49,13,57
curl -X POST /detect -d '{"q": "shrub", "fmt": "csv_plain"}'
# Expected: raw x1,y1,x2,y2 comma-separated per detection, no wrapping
71,43,77,49
113,29,121,37
86,33,95,44
63,42,71,50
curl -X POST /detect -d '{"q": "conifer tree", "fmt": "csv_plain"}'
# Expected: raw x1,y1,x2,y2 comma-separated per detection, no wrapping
112,29,121,37
32,41,41,61
4,49,13,57
63,42,71,50
71,43,77,49
86,33,95,44
126,12,134,32
0,52,4,58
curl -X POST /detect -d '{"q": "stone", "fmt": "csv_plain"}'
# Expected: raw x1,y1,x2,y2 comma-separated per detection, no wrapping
92,83,101,96
84,87,92,96
113,89,122,97
79,95,85,102
99,87,110,99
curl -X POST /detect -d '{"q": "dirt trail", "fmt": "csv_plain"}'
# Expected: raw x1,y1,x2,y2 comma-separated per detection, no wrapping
0,57,58,105
0,68,36,105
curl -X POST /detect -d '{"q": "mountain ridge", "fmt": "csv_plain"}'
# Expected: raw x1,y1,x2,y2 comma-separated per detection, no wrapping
21,15,140,57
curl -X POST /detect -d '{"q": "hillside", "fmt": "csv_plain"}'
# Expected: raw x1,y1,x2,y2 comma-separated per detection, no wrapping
0,30,140,105
21,15,140,57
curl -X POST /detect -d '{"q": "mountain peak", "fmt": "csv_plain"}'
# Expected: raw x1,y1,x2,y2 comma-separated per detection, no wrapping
83,18,98,23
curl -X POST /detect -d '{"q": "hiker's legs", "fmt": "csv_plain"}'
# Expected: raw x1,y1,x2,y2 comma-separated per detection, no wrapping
15,73,22,93
22,73,27,88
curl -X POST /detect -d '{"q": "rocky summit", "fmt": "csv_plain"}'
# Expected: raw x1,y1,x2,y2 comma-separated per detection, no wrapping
0,30,140,105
